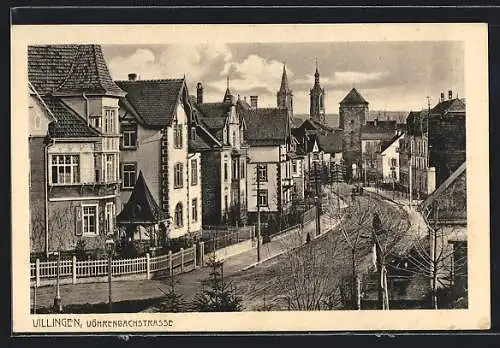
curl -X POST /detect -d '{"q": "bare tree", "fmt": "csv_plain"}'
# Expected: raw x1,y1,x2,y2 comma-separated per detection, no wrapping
391,182,467,309
371,200,412,310
327,196,378,309
275,232,342,310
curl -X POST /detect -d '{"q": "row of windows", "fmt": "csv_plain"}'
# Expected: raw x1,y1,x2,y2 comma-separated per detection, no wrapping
89,108,118,135
123,160,198,190
120,123,185,149
50,154,118,185
174,199,198,228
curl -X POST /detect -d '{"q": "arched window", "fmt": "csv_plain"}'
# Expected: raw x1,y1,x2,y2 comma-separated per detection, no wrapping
174,202,183,228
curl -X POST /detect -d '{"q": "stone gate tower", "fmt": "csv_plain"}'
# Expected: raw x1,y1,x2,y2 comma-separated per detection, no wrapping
339,88,369,181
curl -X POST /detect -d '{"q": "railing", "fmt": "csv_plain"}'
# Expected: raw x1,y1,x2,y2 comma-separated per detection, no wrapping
202,226,255,255
30,244,201,287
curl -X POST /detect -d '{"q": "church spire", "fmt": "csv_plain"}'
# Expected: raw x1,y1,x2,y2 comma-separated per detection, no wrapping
223,75,233,103
280,64,290,92
314,58,320,85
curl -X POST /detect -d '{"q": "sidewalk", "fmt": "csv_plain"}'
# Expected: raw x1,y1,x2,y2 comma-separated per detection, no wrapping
31,213,339,311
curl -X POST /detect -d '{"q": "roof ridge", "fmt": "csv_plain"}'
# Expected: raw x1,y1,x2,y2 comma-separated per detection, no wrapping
115,78,185,83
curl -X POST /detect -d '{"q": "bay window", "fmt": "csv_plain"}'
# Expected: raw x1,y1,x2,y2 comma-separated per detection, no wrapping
50,154,80,184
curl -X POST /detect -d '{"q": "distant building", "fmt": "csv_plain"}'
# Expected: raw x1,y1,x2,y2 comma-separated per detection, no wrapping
116,76,202,240
377,132,405,184
243,107,296,228
339,88,369,181
361,119,404,184
309,62,326,124
191,80,249,227
277,65,294,118
399,91,465,198
28,44,125,258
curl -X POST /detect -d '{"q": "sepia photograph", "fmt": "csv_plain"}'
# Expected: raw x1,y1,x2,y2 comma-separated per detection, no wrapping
11,23,490,333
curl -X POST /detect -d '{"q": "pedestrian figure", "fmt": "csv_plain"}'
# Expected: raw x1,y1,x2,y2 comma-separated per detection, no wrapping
306,233,311,244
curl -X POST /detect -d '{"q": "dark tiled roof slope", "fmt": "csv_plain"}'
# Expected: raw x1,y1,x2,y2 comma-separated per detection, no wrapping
362,120,398,134
380,133,403,153
42,96,99,138
115,79,185,128
242,108,289,146
117,171,167,223
430,98,466,115
28,45,125,96
318,130,343,153
339,88,369,105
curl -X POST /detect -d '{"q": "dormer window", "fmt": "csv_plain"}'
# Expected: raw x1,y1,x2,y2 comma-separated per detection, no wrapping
190,126,197,141
90,115,101,130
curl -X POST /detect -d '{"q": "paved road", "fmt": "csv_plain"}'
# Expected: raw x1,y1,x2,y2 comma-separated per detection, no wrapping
31,213,338,312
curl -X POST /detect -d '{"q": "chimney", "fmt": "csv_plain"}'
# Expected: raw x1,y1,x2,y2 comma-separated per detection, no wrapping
448,90,453,100
440,92,444,102
128,73,137,81
250,95,258,109
196,82,203,104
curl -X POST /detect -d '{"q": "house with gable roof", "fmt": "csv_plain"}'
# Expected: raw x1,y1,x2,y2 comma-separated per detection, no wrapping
115,74,202,242
28,44,126,258
189,81,250,227
242,107,297,228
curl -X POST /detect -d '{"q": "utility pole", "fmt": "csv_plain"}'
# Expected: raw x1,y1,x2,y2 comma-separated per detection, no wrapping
256,164,261,262
409,136,413,209
314,161,321,236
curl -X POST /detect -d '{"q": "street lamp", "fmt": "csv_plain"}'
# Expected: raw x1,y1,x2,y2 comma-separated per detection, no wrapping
52,251,62,313
105,239,115,313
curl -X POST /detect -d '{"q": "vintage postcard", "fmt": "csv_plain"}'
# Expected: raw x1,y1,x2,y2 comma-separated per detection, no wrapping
11,23,490,333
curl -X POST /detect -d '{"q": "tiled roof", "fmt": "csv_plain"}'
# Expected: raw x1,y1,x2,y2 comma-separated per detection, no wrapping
41,96,100,138
380,133,404,153
362,120,398,134
117,171,168,224
418,161,467,215
189,124,220,152
242,108,289,146
317,130,343,153
115,79,185,128
28,45,125,97
339,88,369,105
430,98,466,115
196,102,231,119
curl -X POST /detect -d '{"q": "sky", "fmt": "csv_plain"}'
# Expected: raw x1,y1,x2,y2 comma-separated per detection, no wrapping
102,41,464,114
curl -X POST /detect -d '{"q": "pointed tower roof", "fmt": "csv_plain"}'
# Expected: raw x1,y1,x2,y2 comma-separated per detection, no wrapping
279,64,291,92
223,76,234,103
314,58,320,82
339,87,369,105
117,171,168,224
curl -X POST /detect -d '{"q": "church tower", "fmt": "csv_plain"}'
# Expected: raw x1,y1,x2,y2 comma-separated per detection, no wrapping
339,87,369,181
277,64,293,116
309,61,326,123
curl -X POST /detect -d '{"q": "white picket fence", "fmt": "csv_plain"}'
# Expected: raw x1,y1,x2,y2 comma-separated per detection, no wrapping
30,243,201,287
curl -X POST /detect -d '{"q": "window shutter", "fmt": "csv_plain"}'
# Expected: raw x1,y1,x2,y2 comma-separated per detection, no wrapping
75,206,82,236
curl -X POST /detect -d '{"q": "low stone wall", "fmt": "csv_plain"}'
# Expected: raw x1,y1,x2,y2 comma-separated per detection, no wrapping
212,238,256,260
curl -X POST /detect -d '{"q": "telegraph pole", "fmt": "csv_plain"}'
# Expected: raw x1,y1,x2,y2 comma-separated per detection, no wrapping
409,136,413,209
256,164,261,262
314,161,321,236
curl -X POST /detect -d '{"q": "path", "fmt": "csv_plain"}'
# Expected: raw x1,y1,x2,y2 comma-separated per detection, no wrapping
31,212,339,312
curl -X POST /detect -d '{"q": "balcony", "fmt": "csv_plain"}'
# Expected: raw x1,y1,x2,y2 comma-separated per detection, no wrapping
48,181,120,199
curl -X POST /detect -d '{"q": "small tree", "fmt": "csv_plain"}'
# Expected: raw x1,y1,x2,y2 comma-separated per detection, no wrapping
158,272,187,313
191,254,242,312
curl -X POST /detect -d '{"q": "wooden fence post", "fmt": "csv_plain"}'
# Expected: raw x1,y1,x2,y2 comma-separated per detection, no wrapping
199,242,204,266
180,248,184,273
192,244,197,269
35,259,40,288
72,255,77,284
168,250,173,276
146,253,151,280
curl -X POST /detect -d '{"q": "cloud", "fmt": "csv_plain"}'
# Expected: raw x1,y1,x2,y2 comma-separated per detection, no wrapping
106,44,232,82
208,54,288,94
294,71,387,89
